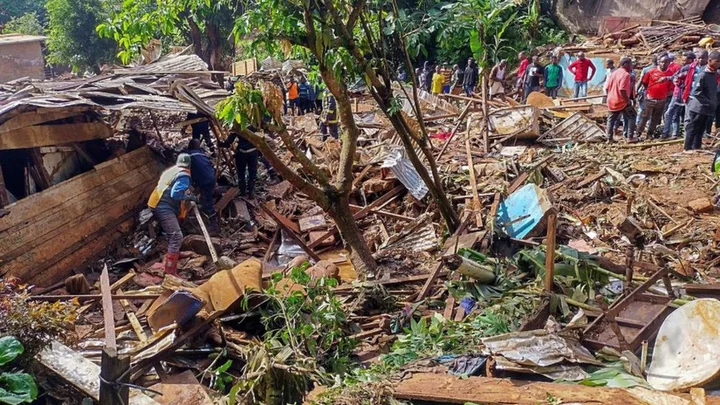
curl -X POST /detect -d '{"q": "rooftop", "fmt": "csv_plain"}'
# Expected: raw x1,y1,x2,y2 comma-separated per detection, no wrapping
0,33,48,46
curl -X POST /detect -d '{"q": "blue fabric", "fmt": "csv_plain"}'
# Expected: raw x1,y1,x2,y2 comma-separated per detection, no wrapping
156,172,191,216
574,81,588,98
187,148,215,187
170,175,191,200
298,82,311,99
662,96,683,137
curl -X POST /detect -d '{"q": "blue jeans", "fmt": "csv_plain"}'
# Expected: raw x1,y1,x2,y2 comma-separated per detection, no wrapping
574,81,588,98
662,96,683,138
463,84,474,96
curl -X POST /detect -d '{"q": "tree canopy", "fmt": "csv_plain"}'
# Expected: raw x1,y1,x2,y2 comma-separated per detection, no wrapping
45,0,117,72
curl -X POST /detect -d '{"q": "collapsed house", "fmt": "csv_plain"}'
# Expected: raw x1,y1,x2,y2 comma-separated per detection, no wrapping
0,52,227,287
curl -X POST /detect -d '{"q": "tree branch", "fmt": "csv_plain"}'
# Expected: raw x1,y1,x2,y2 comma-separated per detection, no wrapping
237,126,329,208
346,0,367,32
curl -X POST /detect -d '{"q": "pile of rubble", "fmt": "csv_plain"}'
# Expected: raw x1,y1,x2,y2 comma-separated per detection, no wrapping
6,49,720,404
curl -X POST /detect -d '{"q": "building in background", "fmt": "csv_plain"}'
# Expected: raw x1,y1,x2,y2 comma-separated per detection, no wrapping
0,34,47,83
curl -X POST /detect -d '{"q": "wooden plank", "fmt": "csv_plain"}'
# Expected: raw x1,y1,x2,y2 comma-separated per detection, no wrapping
29,148,51,190
118,289,147,342
465,114,482,228
544,212,557,292
394,373,684,404
259,202,320,261
0,108,91,134
1,177,156,282
192,203,219,264
100,265,116,350
0,160,160,259
0,146,156,232
0,122,112,150
308,185,404,249
261,204,301,233
214,187,239,213
29,294,161,302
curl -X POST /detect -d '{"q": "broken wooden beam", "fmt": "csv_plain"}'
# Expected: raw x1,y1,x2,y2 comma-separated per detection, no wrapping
394,373,703,404
258,202,320,261
28,294,161,302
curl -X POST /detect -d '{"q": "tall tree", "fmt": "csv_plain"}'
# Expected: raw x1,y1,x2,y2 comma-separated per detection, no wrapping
236,0,460,232
97,0,238,81
45,0,117,73
0,0,45,26
217,82,379,275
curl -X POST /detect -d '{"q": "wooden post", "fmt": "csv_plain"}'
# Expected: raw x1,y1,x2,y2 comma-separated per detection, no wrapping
192,203,219,263
481,75,489,152
544,212,557,292
100,348,130,405
99,265,130,405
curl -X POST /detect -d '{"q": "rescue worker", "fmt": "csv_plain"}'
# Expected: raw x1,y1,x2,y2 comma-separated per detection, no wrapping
147,153,197,276
220,129,259,198
186,139,218,234
320,94,339,141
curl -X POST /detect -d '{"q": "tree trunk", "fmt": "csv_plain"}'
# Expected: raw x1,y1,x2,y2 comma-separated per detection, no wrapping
328,193,377,276
206,22,223,86
186,17,204,62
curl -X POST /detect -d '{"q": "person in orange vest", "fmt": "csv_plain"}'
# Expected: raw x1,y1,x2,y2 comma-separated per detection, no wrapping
287,77,300,116
147,153,198,276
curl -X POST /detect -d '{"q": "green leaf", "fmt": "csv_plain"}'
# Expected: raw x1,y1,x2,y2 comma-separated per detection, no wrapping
0,372,38,404
0,337,23,366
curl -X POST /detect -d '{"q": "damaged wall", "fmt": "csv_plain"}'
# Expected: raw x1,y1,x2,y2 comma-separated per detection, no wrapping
0,36,46,83
0,146,163,287
548,0,712,33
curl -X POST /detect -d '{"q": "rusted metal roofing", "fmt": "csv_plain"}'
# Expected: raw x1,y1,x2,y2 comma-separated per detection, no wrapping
0,54,227,126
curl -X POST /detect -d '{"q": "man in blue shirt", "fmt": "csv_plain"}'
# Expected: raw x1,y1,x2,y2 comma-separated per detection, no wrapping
187,139,218,234
147,153,197,276
298,77,312,116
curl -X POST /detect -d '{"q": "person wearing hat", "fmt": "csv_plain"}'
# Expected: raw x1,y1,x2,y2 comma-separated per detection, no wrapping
147,153,198,276
662,51,696,138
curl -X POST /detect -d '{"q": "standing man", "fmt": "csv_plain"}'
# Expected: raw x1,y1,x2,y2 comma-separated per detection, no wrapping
186,112,215,153
662,52,696,139
298,76,312,115
147,154,197,276
602,59,616,95
463,58,479,96
450,64,462,92
606,57,636,142
431,65,444,95
522,55,543,102
489,59,507,99
221,128,260,198
516,52,530,94
637,55,673,140
287,77,300,116
320,94,339,141
685,51,720,151
421,61,433,92
441,64,452,93
568,51,596,98
544,55,564,99
397,65,408,82
186,139,218,234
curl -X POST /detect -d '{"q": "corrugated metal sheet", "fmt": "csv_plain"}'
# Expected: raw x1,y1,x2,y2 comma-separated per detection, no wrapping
537,112,606,145
0,53,224,127
378,213,438,253
381,147,429,200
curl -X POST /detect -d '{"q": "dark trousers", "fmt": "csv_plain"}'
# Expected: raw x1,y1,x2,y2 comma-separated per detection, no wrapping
607,105,637,140
320,122,339,140
546,86,560,99
523,84,540,102
153,208,183,253
685,111,711,151
637,98,666,138
198,183,216,218
235,150,259,196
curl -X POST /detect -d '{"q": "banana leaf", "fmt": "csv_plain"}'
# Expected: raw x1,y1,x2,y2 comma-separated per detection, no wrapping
514,245,611,286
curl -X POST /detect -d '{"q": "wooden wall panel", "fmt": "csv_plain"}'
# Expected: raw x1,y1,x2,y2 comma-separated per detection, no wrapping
0,122,112,150
0,147,163,286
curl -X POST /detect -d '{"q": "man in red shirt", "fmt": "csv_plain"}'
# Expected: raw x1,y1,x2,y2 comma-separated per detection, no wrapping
637,55,672,139
568,52,596,98
606,57,636,142
515,52,529,94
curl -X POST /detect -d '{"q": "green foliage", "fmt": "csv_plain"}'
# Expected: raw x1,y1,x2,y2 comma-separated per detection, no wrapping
98,0,238,65
575,366,649,389
2,13,43,35
0,279,77,360
0,337,38,405
0,0,45,26
228,264,357,404
215,81,268,129
0,338,22,367
45,0,117,72
211,359,235,392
